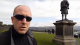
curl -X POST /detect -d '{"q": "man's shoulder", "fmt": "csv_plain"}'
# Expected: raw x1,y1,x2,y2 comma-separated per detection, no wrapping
0,31,11,45
32,37,37,45
27,30,37,45
0,31,10,38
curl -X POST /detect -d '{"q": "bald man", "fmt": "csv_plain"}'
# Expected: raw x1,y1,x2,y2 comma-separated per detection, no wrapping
0,5,37,45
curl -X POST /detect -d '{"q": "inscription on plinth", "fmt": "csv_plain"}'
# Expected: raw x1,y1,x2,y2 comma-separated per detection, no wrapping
65,26,73,36
56,26,63,36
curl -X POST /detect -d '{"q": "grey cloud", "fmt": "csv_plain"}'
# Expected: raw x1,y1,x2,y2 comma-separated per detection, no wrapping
0,12,12,16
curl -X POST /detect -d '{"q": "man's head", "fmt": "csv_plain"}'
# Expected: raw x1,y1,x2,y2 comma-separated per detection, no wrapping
11,5,32,34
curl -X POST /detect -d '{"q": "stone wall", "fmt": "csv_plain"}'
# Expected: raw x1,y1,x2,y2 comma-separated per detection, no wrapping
0,21,12,32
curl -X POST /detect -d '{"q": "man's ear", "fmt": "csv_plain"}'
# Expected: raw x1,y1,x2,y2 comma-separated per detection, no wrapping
11,16,14,24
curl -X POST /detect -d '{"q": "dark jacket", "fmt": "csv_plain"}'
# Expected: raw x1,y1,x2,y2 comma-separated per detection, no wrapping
0,26,37,45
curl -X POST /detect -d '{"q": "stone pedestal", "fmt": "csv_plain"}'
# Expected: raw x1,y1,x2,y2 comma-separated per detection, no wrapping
52,20,76,45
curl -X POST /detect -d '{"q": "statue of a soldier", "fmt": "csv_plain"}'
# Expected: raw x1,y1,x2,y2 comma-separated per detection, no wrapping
60,0,69,20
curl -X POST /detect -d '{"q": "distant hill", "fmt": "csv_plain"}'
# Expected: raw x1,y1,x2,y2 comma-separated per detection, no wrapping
29,26,54,31
29,26,80,31
74,26,80,30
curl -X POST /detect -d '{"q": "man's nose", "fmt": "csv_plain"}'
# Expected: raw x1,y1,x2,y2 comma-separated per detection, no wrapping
21,18,27,23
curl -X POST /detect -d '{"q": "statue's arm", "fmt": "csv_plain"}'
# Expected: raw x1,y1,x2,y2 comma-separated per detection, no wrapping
66,1,69,9
61,1,63,7
60,1,63,11
66,1,69,5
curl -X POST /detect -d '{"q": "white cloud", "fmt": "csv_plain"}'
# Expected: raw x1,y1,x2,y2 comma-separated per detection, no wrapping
30,22,54,27
0,0,80,27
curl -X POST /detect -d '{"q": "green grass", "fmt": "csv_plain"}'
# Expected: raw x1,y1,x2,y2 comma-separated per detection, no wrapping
1,30,79,45
0,30,57,45
76,38,79,44
32,32,57,45
0,30,7,33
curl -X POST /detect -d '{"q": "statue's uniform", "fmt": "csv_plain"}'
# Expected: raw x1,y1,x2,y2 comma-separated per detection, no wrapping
60,0,69,14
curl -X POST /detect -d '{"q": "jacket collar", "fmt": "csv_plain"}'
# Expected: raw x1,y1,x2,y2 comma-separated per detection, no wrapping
8,25,34,45
9,25,34,38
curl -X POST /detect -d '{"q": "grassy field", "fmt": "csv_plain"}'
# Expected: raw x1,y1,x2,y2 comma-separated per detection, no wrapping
32,32,57,45
0,30,79,45
0,30,7,33
0,30,57,45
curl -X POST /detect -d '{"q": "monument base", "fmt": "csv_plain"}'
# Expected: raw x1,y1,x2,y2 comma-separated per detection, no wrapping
52,20,76,45
52,36,76,45
56,20,73,22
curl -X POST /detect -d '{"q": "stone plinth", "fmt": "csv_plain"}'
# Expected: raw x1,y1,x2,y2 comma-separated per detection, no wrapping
52,20,76,45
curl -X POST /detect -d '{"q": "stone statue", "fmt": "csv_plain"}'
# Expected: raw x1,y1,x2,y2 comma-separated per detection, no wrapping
60,0,69,20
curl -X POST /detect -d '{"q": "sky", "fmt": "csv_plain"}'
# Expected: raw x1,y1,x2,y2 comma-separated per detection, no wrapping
0,0,80,27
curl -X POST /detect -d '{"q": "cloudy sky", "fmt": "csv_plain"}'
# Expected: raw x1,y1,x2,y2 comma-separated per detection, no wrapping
0,0,80,27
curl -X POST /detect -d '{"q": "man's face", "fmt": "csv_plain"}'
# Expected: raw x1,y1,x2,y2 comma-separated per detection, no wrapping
11,7,32,34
